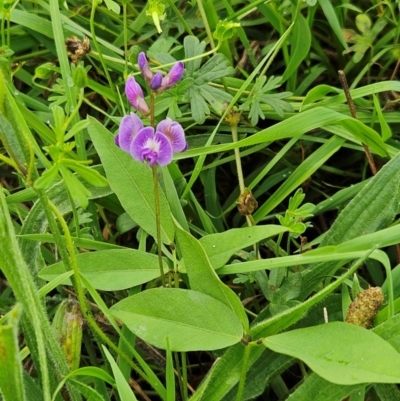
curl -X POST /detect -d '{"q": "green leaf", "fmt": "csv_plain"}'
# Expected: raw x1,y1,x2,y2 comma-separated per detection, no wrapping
355,14,371,34
373,94,392,141
59,164,91,208
301,84,342,108
183,36,206,76
103,347,138,401
39,249,167,291
34,164,60,190
87,117,174,244
176,107,388,160
282,14,311,82
285,373,361,401
176,225,248,331
0,305,26,401
103,0,120,14
110,288,243,351
318,0,348,49
191,254,373,400
263,322,400,385
62,160,109,187
184,37,234,123
240,76,293,125
199,225,289,269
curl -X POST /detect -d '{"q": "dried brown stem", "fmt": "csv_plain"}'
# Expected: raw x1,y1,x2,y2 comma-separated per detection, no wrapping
338,70,377,175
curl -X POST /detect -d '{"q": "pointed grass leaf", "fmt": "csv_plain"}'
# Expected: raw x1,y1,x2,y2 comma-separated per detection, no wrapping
103,347,138,401
282,14,311,82
318,0,348,49
199,225,289,269
39,249,167,291
176,225,248,331
263,322,400,385
87,117,174,244
110,288,243,351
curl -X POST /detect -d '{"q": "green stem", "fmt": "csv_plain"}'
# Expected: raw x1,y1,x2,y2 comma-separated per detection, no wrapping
181,352,188,400
231,124,245,193
0,188,81,401
276,232,283,257
123,2,128,76
47,201,152,379
90,0,120,114
62,91,84,134
152,165,166,287
174,352,185,400
65,185,81,238
90,43,220,71
36,189,166,398
231,123,254,229
165,0,194,35
236,343,251,401
150,92,155,128
1,11,5,46
195,0,216,49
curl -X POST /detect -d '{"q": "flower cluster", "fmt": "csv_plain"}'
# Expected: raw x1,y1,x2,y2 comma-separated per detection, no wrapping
115,52,186,167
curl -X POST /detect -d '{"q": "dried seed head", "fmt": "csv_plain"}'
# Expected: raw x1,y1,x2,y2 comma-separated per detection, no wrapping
237,188,258,216
345,286,384,328
65,36,91,64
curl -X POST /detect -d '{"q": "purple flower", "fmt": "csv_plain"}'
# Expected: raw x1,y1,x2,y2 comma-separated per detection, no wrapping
160,61,184,90
150,72,163,90
138,52,153,83
130,127,173,167
125,76,150,116
118,112,144,152
156,118,187,152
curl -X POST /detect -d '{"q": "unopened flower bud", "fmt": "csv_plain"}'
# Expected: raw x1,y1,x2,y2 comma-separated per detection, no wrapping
160,61,184,90
150,72,163,90
125,76,150,116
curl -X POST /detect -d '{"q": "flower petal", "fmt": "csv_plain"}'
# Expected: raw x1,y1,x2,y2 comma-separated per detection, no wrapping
130,128,173,167
118,113,144,152
125,76,150,115
130,127,155,163
153,132,173,166
156,118,187,152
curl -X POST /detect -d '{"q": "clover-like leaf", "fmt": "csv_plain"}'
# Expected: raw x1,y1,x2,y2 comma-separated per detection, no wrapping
240,76,293,125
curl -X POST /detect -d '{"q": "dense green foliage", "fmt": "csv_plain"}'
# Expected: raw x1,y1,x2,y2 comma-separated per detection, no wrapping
1,0,400,400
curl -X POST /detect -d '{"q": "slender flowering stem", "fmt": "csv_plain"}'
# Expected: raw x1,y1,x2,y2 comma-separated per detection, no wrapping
46,199,169,396
150,91,156,128
153,165,165,287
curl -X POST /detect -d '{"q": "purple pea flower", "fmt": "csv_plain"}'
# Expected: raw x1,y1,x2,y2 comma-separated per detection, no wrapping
160,61,184,90
130,127,173,167
156,118,187,152
117,112,144,152
125,76,150,116
138,52,153,83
